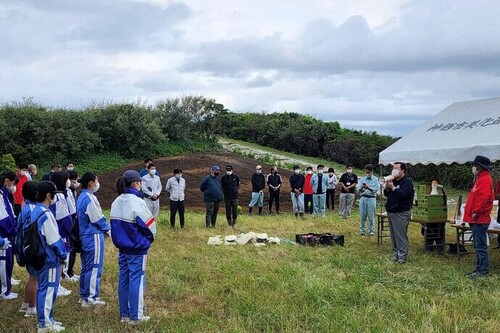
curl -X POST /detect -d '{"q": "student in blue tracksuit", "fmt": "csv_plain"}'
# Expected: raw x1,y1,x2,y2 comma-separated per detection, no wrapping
49,171,73,296
17,181,39,316
31,181,67,332
0,171,18,300
76,172,110,307
110,170,156,324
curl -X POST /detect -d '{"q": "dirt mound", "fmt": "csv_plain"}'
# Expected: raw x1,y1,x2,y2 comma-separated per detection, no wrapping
96,151,297,212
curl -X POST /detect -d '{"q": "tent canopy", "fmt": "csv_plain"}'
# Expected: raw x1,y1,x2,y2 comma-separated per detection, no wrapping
379,97,500,166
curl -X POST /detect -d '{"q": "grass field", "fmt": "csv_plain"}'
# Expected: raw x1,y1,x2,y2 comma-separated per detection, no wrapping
2,208,500,333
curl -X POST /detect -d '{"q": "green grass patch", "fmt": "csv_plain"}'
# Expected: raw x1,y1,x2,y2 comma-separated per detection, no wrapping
3,210,500,332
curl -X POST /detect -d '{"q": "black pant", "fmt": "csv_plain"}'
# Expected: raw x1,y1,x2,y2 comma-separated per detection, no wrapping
304,194,313,214
170,200,185,228
326,189,335,210
67,250,77,277
268,191,280,213
14,204,21,219
205,201,220,227
225,199,238,226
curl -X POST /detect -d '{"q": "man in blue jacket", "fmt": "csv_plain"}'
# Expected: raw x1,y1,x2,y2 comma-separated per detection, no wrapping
383,162,414,264
311,164,329,217
200,166,224,228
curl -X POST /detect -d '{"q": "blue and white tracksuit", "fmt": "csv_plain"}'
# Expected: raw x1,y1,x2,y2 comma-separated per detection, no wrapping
0,188,16,297
110,188,156,321
18,201,37,276
50,192,73,252
76,189,110,302
31,204,67,329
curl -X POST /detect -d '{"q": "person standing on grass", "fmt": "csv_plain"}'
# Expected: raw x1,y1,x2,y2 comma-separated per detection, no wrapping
165,169,186,229
17,181,39,317
384,162,414,264
31,181,67,333
311,165,328,217
76,172,110,307
221,165,240,227
463,155,495,279
200,166,224,228
494,180,500,249
356,164,379,236
141,163,162,219
248,165,266,216
303,166,314,214
0,171,18,300
110,170,156,324
267,166,282,215
326,168,337,211
65,170,80,281
339,164,358,219
289,166,305,219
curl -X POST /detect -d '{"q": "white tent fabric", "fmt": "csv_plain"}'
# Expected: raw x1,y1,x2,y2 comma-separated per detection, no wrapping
379,97,500,165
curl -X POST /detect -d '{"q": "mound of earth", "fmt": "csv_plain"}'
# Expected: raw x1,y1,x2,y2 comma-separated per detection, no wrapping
96,151,301,212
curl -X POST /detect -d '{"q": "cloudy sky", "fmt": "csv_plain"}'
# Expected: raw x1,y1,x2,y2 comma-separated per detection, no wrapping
1,0,499,136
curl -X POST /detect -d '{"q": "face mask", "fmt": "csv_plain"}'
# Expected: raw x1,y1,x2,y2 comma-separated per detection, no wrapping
307,170,312,175
329,173,334,177
50,194,57,204
149,169,156,176
93,182,100,193
294,169,300,174
67,167,74,171
73,181,81,188
391,169,400,178
21,170,29,177
226,171,233,175
214,172,220,177
8,185,16,194
175,174,181,180
472,166,478,175
366,173,372,178
273,171,278,175
318,170,324,174
347,169,352,174
66,179,71,188
256,170,262,174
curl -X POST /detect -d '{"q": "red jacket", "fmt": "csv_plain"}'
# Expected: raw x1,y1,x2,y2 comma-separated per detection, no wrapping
14,171,28,205
304,174,313,195
463,170,494,224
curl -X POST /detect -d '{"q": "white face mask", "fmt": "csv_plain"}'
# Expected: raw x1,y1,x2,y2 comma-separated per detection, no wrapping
347,169,353,174
66,179,71,188
307,170,313,175
318,169,324,174
149,169,156,176
472,166,478,175
73,181,81,188
366,173,372,178
50,194,57,204
226,171,233,175
21,170,29,177
93,182,100,193
67,167,74,171
8,185,16,194
256,170,262,174
391,169,400,178
294,169,300,174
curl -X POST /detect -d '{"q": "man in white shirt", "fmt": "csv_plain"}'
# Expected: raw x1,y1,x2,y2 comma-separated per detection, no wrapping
141,163,162,219
165,168,186,228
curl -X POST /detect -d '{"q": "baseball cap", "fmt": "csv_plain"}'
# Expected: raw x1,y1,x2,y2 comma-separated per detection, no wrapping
123,170,142,183
211,165,220,172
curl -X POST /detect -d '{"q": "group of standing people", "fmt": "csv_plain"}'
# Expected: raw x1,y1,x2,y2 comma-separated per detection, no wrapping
1,162,157,332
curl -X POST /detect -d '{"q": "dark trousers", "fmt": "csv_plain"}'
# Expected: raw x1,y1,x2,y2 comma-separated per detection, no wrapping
422,223,445,252
205,201,219,227
67,250,77,277
170,200,185,228
14,204,21,219
225,199,238,226
326,189,335,210
268,191,280,213
304,194,313,214
471,223,489,274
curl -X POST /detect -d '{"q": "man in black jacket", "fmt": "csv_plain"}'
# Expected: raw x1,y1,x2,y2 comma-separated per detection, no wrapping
267,166,282,215
249,165,266,215
220,165,240,227
289,165,305,218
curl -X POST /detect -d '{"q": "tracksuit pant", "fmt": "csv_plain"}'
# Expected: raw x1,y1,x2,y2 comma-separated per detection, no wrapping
359,196,376,234
268,191,280,213
36,264,60,328
290,193,304,214
80,233,105,301
312,193,326,217
118,253,147,320
388,211,411,262
225,199,238,226
0,245,13,296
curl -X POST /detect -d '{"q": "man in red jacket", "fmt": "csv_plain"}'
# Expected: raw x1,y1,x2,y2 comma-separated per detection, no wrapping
463,155,495,279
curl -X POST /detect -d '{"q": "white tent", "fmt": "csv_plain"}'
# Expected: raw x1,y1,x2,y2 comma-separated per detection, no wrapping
379,97,500,165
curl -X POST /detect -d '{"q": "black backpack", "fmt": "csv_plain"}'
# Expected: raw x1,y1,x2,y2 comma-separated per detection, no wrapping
23,212,46,270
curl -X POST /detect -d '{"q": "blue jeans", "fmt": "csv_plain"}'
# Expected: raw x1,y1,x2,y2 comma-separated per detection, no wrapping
471,223,489,274
312,193,326,216
359,197,376,234
290,193,304,213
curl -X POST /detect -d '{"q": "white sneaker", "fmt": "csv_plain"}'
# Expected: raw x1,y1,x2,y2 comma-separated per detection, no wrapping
24,307,37,317
120,317,131,324
0,292,18,300
11,278,21,286
81,298,106,307
67,275,80,282
37,324,65,332
56,286,71,297
129,316,150,324
19,302,29,312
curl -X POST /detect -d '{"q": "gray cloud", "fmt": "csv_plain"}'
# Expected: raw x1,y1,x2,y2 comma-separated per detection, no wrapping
246,76,273,88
